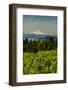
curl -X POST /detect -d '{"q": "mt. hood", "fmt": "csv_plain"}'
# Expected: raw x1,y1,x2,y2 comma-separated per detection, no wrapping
30,30,46,35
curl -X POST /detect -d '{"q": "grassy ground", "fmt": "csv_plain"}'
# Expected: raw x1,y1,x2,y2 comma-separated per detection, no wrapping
23,49,57,74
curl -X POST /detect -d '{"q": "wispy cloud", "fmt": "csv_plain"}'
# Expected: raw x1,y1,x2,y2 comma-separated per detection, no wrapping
23,15,57,36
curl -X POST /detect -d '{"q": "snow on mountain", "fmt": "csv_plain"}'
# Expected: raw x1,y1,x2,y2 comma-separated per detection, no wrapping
30,30,45,35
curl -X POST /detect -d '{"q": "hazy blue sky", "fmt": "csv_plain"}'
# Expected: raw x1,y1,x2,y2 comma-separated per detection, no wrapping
23,15,57,36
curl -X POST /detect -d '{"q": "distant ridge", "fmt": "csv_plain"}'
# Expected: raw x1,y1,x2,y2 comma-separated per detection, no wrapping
23,34,57,41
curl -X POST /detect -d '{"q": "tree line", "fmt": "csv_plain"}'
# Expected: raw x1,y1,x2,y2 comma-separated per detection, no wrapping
23,37,57,53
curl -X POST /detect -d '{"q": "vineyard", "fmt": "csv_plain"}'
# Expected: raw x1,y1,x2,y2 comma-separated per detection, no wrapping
23,49,57,74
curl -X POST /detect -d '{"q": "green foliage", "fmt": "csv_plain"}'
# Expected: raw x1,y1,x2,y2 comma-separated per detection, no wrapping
23,37,57,52
23,50,57,74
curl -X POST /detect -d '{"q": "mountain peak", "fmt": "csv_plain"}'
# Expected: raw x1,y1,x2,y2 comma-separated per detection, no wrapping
31,30,45,35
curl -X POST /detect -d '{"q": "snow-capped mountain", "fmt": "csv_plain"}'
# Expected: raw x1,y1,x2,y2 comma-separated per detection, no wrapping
30,30,45,35
23,30,57,41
